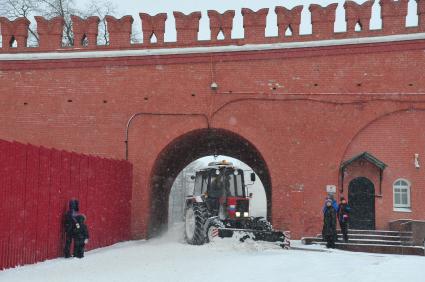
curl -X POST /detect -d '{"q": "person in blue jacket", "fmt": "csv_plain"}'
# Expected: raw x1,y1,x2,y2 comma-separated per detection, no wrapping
322,195,338,213
337,197,351,243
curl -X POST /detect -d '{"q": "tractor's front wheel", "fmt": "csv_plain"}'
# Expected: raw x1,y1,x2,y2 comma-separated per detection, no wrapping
184,203,208,245
205,218,225,243
254,217,273,231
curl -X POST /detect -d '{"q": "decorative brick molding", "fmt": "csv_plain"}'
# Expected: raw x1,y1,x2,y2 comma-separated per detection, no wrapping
309,3,339,39
416,0,425,31
174,11,202,44
241,8,269,43
380,0,409,34
208,10,235,41
35,16,64,50
71,15,100,47
1,11,425,249
344,0,374,33
0,17,30,50
105,15,134,47
139,13,167,45
0,2,422,52
275,6,303,38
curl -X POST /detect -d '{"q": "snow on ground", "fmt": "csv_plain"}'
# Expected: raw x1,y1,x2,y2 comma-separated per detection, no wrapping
1,224,424,282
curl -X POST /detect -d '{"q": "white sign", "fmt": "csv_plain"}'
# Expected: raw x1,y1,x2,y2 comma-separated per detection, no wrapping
326,185,337,193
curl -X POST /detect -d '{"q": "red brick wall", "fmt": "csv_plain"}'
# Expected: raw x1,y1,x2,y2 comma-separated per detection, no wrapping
1,42,425,240
343,110,425,230
0,140,132,270
1,3,425,240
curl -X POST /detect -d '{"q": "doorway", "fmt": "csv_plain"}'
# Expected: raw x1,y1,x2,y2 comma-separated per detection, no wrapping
348,177,375,230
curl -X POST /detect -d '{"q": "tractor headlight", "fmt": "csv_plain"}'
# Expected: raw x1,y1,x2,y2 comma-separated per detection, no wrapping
235,212,241,217
243,212,249,217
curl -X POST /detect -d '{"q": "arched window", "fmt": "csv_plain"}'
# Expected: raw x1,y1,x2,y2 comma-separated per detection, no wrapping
393,179,411,211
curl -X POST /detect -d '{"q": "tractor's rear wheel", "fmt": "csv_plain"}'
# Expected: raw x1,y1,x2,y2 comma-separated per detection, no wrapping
205,218,225,243
184,203,208,245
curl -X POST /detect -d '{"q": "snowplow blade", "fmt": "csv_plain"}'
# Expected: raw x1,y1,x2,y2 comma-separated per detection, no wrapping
217,228,290,248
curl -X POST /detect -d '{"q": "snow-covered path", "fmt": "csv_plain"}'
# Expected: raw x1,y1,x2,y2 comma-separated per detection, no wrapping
1,225,424,282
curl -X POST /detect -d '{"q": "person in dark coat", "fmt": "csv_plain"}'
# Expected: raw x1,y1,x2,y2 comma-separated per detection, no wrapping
64,199,80,258
322,199,337,248
73,214,89,258
337,197,351,243
322,195,338,242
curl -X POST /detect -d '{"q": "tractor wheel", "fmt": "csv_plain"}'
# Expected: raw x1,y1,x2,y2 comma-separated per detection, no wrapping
205,218,225,243
254,217,273,231
184,203,208,245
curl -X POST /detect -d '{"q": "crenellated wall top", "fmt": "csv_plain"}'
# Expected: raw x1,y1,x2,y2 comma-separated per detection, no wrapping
0,0,424,54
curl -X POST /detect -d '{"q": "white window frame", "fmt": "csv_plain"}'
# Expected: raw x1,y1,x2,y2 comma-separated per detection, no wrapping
393,179,411,212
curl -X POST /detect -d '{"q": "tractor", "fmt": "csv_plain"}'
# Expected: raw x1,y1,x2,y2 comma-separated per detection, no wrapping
184,160,290,248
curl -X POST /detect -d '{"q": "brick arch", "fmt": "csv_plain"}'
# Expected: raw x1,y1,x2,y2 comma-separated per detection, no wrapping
340,109,425,229
147,128,272,237
340,108,425,191
340,107,425,166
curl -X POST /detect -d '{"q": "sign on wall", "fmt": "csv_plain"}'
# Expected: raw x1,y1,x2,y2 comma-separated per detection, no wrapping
326,185,337,194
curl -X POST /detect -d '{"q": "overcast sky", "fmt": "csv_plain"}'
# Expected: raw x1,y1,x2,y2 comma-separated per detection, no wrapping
76,0,419,42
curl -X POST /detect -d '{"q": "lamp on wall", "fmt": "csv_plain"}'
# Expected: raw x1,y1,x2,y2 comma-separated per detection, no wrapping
210,82,218,91
414,153,420,169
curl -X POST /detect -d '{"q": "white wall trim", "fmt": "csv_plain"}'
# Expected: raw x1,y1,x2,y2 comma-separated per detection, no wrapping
1,33,425,61
393,208,412,213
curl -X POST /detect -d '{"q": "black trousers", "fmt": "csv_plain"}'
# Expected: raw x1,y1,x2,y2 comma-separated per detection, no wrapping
325,235,336,248
340,221,349,242
73,240,86,258
64,233,73,258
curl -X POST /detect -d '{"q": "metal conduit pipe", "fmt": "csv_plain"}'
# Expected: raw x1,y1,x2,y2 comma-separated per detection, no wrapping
125,112,210,160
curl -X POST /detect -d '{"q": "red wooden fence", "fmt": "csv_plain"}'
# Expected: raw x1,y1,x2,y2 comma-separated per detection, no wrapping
0,140,133,270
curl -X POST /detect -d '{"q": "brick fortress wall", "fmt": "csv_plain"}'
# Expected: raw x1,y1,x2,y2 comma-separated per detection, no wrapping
0,0,425,240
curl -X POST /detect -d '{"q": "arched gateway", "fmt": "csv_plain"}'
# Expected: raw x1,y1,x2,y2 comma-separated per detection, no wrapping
3,0,425,245
147,128,272,236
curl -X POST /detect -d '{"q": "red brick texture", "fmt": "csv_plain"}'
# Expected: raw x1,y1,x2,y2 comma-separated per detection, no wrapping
241,8,269,43
139,13,167,45
380,0,409,34
208,10,235,41
343,110,425,229
174,12,202,44
0,4,424,51
34,16,65,50
105,15,134,48
309,3,339,39
71,15,100,48
344,0,374,33
0,17,30,50
275,6,303,38
1,3,425,241
418,0,425,31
